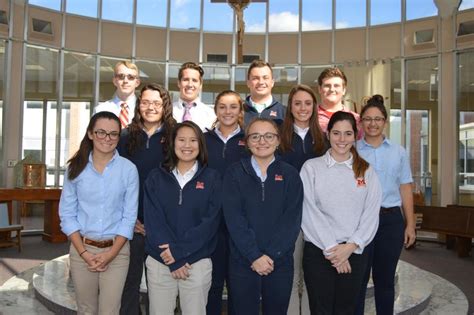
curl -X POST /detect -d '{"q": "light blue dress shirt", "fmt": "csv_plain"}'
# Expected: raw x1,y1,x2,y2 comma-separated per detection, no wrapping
356,137,413,208
250,155,275,182
59,150,139,240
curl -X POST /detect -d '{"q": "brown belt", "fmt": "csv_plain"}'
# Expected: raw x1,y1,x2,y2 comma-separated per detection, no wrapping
82,236,114,248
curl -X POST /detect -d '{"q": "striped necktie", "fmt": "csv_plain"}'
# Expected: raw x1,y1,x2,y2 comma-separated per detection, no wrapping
119,103,129,129
182,102,194,122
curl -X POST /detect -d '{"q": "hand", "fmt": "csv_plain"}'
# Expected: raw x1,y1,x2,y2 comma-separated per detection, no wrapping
134,219,146,236
171,263,192,280
326,243,358,268
335,260,352,274
404,225,416,248
81,251,102,272
159,244,175,265
92,249,117,271
251,255,274,276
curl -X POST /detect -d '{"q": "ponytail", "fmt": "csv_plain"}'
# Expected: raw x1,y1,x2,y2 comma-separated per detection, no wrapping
350,146,369,178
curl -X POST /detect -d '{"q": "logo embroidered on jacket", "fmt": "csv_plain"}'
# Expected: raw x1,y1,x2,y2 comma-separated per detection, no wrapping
196,181,205,189
270,110,277,117
275,174,283,181
356,178,366,187
238,140,246,146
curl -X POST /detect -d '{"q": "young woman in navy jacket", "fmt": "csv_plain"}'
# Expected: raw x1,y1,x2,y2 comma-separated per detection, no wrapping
143,121,222,315
223,118,304,315
279,84,328,315
117,83,176,315
204,90,248,315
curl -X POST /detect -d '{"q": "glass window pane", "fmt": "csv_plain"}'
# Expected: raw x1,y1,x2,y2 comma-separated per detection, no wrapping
371,0,401,25
204,0,233,32
302,0,332,31
0,40,5,186
202,65,230,104
406,57,438,205
102,0,133,23
170,0,200,30
245,2,266,33
406,0,438,20
66,0,98,18
135,60,166,86
137,0,167,27
336,0,366,29
29,0,61,11
460,0,474,10
168,63,180,102
458,51,474,205
272,66,298,104
269,0,298,32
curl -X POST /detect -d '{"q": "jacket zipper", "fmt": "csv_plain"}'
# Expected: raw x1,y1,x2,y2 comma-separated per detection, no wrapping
222,143,227,158
261,181,265,201
178,189,183,205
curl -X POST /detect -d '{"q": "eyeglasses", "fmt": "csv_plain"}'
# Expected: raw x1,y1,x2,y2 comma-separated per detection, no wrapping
361,117,385,124
247,132,279,143
140,100,163,108
94,129,120,140
114,73,138,81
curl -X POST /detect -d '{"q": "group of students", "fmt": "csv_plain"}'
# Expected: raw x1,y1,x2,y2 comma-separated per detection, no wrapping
59,61,416,315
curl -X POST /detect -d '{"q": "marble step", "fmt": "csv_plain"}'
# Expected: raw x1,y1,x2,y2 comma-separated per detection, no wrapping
0,255,467,315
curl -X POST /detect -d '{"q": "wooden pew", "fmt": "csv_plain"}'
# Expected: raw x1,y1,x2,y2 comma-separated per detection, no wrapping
415,205,474,257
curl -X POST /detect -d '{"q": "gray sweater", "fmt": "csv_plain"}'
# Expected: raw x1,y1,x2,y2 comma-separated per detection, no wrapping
300,150,382,254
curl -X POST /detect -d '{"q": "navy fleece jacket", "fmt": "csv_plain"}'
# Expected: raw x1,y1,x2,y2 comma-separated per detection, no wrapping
204,128,249,177
243,96,286,127
117,128,166,223
143,164,222,271
279,132,329,172
223,157,303,267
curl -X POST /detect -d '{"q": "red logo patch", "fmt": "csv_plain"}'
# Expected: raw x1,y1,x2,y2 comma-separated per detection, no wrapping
275,174,283,181
238,140,246,146
196,181,205,189
270,110,277,117
356,178,366,187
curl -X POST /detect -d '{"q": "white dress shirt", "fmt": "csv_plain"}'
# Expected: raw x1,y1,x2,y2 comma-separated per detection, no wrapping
94,94,137,125
173,98,216,131
172,161,198,188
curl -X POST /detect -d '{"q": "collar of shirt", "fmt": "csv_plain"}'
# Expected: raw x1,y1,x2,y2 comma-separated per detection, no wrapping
142,124,163,137
88,150,119,173
215,124,241,143
251,155,275,182
359,136,391,149
112,94,137,108
323,149,353,169
179,98,200,108
172,161,198,188
293,124,309,140
250,96,273,114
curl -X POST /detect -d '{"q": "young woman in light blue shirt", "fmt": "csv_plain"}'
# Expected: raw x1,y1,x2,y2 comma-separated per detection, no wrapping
60,111,139,314
355,94,416,315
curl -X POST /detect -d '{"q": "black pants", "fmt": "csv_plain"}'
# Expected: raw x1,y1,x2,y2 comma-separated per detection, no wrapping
355,208,405,315
303,242,368,315
120,233,147,315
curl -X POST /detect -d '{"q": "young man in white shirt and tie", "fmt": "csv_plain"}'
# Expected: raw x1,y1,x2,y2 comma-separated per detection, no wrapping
95,61,141,129
172,62,216,131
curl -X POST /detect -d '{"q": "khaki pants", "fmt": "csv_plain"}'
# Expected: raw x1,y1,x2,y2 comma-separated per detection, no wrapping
288,231,310,315
69,242,130,315
146,256,212,315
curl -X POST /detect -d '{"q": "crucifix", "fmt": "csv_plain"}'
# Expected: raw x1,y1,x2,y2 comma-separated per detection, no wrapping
227,0,250,64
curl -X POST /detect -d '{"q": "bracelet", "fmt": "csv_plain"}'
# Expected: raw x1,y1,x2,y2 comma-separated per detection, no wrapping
79,249,87,257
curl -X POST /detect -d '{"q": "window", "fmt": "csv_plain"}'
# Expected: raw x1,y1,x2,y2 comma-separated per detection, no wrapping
244,1,266,33
137,0,167,27
336,0,366,29
102,0,134,23
66,0,98,18
302,0,332,31
269,0,299,32
170,0,200,30
406,0,438,20
371,0,401,25
29,0,60,11
204,0,233,32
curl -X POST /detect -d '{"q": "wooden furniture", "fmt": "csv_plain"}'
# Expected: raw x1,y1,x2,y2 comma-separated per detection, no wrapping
0,188,66,243
0,200,23,251
415,204,474,257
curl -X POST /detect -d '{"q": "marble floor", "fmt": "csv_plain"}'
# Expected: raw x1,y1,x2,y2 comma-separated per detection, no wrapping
0,255,469,315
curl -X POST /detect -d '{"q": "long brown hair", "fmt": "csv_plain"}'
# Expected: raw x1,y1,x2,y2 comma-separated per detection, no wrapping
280,84,325,154
211,90,244,129
163,121,208,172
327,111,369,178
126,83,176,155
67,111,120,180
